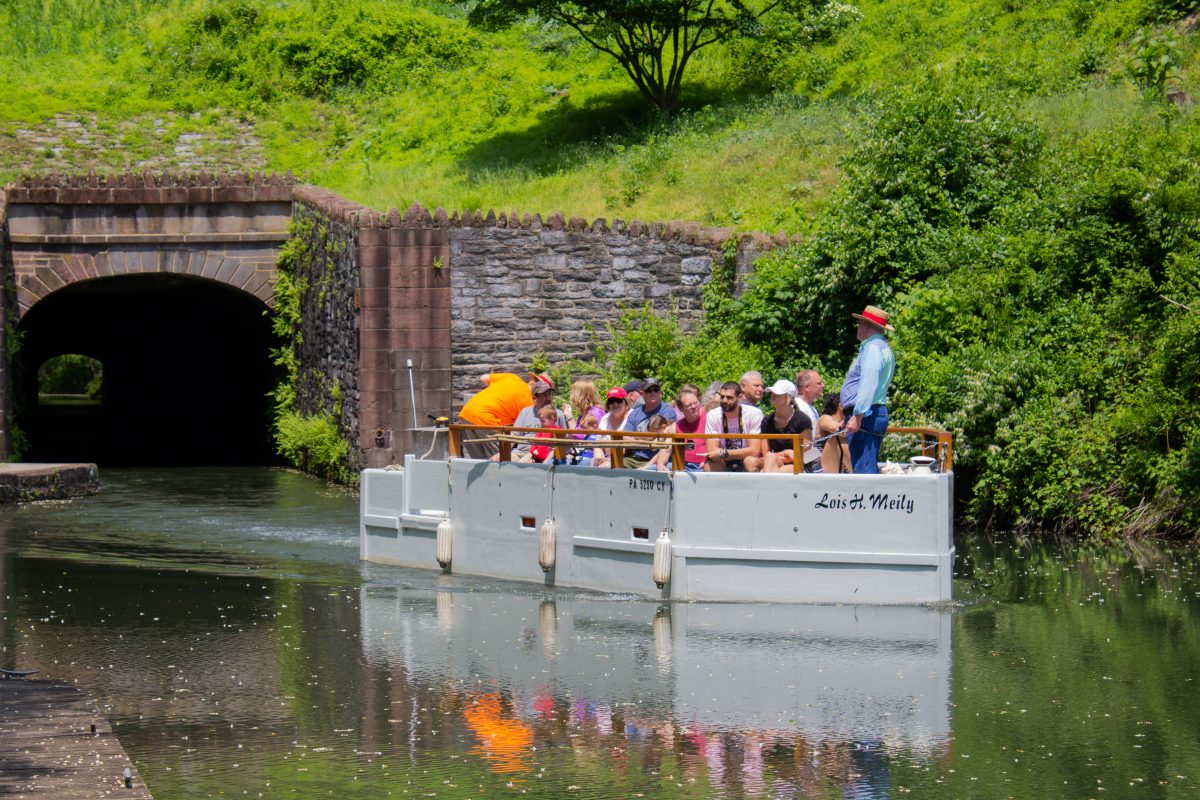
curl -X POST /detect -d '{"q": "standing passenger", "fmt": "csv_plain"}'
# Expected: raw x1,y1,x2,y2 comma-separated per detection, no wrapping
458,371,534,459
840,306,896,474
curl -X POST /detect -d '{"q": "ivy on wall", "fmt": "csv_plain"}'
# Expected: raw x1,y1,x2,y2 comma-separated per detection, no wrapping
270,211,355,484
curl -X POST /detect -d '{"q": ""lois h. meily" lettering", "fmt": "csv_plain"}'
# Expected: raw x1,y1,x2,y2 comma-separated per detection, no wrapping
814,492,916,515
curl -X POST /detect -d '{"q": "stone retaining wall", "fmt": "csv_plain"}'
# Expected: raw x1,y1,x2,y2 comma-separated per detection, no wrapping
286,201,362,475
447,214,728,401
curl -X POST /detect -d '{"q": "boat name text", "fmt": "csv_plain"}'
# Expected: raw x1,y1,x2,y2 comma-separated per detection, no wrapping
814,492,915,515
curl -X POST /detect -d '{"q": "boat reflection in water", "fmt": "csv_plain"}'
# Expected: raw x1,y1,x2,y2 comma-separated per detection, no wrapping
360,582,951,795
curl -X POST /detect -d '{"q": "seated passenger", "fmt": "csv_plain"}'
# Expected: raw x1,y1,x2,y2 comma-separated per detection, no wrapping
570,413,603,466
648,388,707,472
819,393,853,474
760,379,812,474
599,387,631,431
529,404,563,464
512,375,566,461
622,378,677,468
563,379,604,429
638,414,671,470
704,381,763,472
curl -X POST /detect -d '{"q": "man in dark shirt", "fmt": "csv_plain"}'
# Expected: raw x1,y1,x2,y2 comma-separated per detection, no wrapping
622,377,676,468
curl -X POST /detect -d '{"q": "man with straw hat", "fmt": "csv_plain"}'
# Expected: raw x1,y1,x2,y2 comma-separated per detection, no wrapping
840,305,896,474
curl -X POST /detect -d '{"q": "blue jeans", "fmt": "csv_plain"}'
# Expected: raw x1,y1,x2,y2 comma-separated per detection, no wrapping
849,405,888,474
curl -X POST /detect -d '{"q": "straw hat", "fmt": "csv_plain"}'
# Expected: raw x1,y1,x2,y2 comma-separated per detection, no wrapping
851,305,895,332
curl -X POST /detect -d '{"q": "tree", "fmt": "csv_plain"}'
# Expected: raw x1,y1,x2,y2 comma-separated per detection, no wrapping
464,1,817,115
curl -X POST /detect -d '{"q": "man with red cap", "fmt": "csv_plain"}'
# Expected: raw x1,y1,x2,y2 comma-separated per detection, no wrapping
839,305,896,474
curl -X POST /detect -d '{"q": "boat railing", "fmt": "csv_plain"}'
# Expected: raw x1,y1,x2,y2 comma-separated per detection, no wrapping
447,424,954,474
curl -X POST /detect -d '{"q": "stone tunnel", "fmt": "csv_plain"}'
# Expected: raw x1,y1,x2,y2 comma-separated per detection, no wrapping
0,172,775,473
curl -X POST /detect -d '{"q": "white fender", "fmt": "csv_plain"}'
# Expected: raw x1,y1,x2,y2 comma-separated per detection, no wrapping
435,517,453,570
652,528,672,588
539,517,557,572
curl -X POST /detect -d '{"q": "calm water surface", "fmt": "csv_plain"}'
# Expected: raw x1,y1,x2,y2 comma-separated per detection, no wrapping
0,468,1197,799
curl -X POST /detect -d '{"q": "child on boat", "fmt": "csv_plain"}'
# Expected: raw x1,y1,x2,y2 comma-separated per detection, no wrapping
530,405,563,464
570,413,603,466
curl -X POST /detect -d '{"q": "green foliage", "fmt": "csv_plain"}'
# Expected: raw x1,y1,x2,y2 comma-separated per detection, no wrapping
148,0,476,104
1125,27,1182,102
889,119,1200,537
462,0,826,114
734,83,1042,363
273,408,352,483
37,354,102,398
269,215,355,484
576,303,770,399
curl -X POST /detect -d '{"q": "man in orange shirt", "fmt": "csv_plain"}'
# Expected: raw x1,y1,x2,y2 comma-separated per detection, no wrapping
458,372,534,459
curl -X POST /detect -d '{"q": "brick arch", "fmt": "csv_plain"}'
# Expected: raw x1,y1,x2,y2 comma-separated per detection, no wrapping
4,171,293,320
14,247,276,320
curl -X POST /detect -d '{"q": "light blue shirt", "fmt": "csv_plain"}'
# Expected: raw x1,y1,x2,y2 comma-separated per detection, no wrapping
840,334,895,415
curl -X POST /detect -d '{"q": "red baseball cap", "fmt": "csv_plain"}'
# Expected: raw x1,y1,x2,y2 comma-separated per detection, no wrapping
606,387,627,401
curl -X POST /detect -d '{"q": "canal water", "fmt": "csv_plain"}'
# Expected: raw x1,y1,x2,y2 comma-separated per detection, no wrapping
0,468,1197,799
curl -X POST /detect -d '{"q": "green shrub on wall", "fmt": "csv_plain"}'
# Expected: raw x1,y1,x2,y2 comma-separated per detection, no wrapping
274,406,350,482
270,214,355,484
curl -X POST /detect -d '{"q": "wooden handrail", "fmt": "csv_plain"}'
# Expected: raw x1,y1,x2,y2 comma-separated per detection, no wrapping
886,426,954,472
448,423,954,473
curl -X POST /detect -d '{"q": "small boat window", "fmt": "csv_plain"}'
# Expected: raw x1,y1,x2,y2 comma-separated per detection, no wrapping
521,516,537,529
632,527,649,540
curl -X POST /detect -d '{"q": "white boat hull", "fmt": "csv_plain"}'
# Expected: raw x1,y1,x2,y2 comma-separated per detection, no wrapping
361,458,954,604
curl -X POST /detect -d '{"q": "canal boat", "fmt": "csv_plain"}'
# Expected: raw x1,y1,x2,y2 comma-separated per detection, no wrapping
359,425,955,605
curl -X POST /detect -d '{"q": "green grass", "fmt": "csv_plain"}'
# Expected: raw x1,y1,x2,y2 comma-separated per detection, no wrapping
0,0,1196,231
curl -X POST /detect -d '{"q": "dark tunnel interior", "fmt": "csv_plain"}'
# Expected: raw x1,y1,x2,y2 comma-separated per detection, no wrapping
16,274,282,466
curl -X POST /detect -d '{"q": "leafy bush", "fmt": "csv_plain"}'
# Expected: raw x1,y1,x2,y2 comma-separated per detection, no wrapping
573,304,771,400
148,0,477,102
38,354,102,398
733,82,1041,363
274,408,352,483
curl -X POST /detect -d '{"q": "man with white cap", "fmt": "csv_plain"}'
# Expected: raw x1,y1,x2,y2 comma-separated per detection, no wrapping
840,305,896,474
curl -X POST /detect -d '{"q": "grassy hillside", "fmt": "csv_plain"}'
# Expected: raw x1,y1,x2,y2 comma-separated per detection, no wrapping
2,0,1189,229
3,0,1200,537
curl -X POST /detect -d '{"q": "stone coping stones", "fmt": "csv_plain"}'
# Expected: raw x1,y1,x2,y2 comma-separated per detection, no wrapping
0,463,100,503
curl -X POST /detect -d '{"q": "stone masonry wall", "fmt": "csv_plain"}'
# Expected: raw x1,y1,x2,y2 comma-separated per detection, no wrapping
287,201,361,474
293,189,452,469
448,215,728,401
2,173,797,471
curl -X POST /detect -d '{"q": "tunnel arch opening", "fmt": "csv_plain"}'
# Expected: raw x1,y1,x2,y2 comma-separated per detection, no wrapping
16,273,282,466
